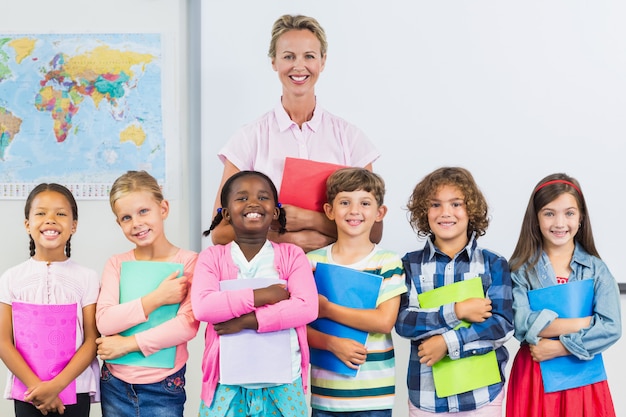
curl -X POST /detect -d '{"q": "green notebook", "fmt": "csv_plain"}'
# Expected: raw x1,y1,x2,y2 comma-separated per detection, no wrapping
418,277,501,397
107,261,183,368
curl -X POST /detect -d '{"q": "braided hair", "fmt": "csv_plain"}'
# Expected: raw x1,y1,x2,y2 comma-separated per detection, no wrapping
203,171,286,237
24,183,78,257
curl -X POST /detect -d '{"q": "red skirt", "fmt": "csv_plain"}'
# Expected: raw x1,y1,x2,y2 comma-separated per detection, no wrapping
506,344,615,417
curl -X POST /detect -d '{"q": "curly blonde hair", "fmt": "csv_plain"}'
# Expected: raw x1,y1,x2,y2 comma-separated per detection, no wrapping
406,167,489,239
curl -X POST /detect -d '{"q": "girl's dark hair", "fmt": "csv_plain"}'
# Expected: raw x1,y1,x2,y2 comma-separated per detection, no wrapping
509,173,598,272
203,170,286,237
24,183,78,257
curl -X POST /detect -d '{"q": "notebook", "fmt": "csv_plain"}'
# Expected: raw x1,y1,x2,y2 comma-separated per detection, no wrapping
417,277,501,397
107,261,183,368
310,262,383,376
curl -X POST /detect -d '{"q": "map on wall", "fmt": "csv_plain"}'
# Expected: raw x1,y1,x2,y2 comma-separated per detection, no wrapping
0,33,163,199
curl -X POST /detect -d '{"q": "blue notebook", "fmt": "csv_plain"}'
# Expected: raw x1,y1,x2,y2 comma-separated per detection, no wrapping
310,262,383,377
528,279,606,393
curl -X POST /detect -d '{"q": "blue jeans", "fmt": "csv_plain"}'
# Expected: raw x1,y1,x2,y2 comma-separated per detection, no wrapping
311,410,392,417
100,363,186,417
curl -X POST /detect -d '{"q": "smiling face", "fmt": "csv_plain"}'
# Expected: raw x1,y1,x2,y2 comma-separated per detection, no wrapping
428,185,470,257
25,190,76,262
113,190,169,249
222,175,279,242
271,29,326,99
324,189,385,241
538,192,580,252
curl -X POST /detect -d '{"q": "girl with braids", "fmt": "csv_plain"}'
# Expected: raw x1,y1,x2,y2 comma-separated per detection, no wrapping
192,170,318,417
0,183,100,416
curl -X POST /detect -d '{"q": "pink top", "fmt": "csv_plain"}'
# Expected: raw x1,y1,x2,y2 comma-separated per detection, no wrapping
218,101,380,192
96,249,199,384
191,241,318,406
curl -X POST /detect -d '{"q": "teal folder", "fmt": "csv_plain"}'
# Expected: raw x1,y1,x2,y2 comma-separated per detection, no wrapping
310,262,383,377
107,261,183,368
528,279,606,393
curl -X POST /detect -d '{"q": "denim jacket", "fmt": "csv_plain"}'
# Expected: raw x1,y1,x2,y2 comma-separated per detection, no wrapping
511,242,621,360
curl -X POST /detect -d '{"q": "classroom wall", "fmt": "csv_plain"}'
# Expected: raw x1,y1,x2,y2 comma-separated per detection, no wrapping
1,1,626,416
200,1,626,416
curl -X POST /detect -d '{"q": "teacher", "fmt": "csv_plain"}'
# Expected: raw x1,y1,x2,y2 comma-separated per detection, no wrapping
211,14,381,252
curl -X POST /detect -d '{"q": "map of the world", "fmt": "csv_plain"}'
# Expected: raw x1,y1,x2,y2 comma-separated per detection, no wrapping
0,33,163,199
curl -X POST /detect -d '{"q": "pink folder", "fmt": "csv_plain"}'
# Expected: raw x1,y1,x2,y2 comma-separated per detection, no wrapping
279,157,346,212
11,302,77,405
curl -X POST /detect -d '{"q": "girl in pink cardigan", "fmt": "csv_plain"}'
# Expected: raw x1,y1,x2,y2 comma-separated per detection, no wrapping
192,170,318,417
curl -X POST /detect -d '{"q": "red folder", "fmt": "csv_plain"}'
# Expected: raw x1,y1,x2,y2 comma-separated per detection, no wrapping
279,157,346,212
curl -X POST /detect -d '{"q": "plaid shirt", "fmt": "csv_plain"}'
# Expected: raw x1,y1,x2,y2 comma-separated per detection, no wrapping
395,235,514,413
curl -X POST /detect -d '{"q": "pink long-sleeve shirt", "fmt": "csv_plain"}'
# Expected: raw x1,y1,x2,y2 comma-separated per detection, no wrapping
96,249,200,383
191,241,318,406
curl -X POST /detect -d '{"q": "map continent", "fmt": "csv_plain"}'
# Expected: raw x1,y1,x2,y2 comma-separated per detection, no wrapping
0,34,163,198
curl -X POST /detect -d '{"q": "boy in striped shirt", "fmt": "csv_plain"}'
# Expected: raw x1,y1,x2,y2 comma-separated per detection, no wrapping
307,168,406,416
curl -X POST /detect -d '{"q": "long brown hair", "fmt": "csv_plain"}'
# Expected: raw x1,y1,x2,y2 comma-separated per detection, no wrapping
509,173,599,272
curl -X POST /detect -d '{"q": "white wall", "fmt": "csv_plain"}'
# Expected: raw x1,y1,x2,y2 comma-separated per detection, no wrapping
1,1,626,416
201,1,626,416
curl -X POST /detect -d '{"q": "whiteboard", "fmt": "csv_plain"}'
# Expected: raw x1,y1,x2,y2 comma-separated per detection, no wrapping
201,0,626,288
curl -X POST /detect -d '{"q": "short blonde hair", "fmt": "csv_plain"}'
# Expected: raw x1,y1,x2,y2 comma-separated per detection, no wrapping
268,14,328,58
109,170,163,213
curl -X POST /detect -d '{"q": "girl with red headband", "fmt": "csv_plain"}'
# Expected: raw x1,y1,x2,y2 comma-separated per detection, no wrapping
506,173,621,417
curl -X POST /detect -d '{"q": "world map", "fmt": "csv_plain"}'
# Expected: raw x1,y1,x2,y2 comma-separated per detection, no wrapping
0,34,163,199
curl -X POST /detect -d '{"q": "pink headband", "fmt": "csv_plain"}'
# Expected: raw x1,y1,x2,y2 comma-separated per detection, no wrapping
534,179,582,196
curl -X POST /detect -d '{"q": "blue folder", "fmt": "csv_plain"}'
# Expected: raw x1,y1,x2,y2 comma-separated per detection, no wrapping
310,262,383,377
528,279,606,393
